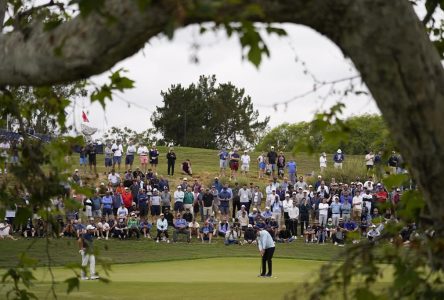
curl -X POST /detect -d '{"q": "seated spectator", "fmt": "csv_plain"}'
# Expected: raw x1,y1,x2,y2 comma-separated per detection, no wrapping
139,218,152,239
164,208,174,226
173,213,190,243
156,213,169,243
242,224,257,245
316,226,327,244
182,159,192,176
183,208,193,223
224,230,239,245
232,218,241,238
261,207,272,223
276,225,294,243
115,218,128,240
200,221,213,243
73,219,85,238
127,213,140,239
238,212,249,234
117,203,129,220
218,217,230,237
367,224,381,241
332,227,345,246
189,218,200,240
304,225,316,243
0,222,17,240
23,218,35,238
326,218,335,239
60,220,76,237
268,217,279,236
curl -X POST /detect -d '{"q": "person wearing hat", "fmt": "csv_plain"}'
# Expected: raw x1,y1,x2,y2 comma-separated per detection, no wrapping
72,168,81,186
111,139,123,172
257,152,266,179
286,159,297,184
367,224,381,241
218,147,229,177
161,187,172,214
173,213,190,243
319,152,327,173
256,224,276,277
333,149,345,169
266,146,278,179
78,224,99,280
107,169,121,187
148,144,159,174
173,186,185,213
137,143,149,173
155,213,169,243
202,188,214,220
229,148,240,181
242,224,257,245
240,150,251,176
330,196,341,227
150,188,162,222
127,212,140,239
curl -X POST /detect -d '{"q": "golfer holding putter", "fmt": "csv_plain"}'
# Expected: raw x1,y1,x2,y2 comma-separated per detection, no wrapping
78,224,99,280
256,226,276,277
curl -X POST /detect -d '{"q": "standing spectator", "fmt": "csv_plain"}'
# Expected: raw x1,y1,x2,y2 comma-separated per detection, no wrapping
240,150,251,176
288,202,299,238
266,146,278,178
104,142,113,174
155,213,169,243
229,148,240,181
218,147,229,177
294,176,308,191
85,142,97,175
341,200,352,222
352,191,363,221
161,187,171,213
286,159,297,184
202,188,214,220
330,196,341,227
282,194,293,230
252,186,263,209
111,139,123,172
333,149,344,169
166,148,176,176
277,151,286,179
365,150,375,172
218,185,231,218
239,184,252,213
318,197,329,227
257,152,266,179
91,192,102,218
183,187,194,216
137,143,149,173
108,169,121,187
101,192,113,220
137,188,149,218
149,145,159,174
0,139,10,175
79,146,87,174
319,152,327,173
125,140,136,170
173,186,184,213
271,195,283,226
388,151,399,174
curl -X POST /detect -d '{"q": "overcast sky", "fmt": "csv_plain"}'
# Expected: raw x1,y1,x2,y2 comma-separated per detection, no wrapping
72,23,380,137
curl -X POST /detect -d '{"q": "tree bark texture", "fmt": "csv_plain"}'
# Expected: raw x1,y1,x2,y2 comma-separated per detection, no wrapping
0,0,443,261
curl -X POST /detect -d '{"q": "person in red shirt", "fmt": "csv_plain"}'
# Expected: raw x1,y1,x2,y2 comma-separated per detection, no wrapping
375,183,388,208
121,187,133,208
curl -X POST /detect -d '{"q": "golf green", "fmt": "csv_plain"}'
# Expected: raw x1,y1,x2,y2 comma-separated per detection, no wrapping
26,258,326,299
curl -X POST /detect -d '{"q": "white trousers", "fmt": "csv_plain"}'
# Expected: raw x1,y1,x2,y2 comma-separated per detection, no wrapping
81,252,96,277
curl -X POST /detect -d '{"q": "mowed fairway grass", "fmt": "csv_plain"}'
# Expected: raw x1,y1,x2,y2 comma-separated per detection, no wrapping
29,258,322,300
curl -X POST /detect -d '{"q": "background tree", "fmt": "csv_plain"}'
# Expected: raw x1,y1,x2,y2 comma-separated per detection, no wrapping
102,126,158,146
151,75,269,149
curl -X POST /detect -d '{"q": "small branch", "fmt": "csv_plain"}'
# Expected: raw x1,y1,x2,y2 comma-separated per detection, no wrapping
17,0,65,20
422,0,438,25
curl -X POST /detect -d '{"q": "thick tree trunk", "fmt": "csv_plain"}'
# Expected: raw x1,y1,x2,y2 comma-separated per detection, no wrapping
0,0,443,263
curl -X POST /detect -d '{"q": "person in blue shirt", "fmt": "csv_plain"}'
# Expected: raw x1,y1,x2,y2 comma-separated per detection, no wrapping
139,217,152,238
218,186,231,217
333,149,345,169
200,221,213,243
137,189,149,218
330,196,341,227
101,192,113,219
218,148,229,177
256,226,276,277
173,213,190,243
218,217,230,237
212,177,223,193
286,160,297,184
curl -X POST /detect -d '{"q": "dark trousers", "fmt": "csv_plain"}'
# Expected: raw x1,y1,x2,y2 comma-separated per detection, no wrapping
261,247,275,276
168,161,175,175
232,199,241,219
156,229,169,240
300,214,309,235
288,219,298,236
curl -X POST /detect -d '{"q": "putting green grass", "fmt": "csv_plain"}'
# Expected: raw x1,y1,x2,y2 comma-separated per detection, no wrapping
25,258,329,300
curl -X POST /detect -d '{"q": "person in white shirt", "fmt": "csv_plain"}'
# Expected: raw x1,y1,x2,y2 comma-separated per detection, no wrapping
155,214,169,243
265,182,274,196
111,139,124,172
270,196,283,226
365,151,375,171
257,228,276,277
282,194,293,230
238,185,252,212
288,203,299,238
107,170,121,187
363,176,374,191
352,192,363,220
318,197,329,227
317,181,330,194
240,150,251,176
137,145,149,173
173,186,185,213
319,152,327,173
116,203,128,220
125,141,137,169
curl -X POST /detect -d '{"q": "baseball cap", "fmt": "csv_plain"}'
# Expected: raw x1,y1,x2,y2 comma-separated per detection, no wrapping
183,178,188,181
86,225,95,230
74,169,79,172
241,205,246,208
177,185,182,189
285,193,290,197
160,213,164,216
248,224,253,228
153,188,158,192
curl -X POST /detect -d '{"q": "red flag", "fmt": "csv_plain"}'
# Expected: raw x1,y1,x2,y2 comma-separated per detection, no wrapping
82,111,89,122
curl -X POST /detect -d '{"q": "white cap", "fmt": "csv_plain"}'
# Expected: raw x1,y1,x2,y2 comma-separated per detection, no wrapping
285,193,290,197
74,169,79,172
86,225,95,230
153,188,158,192
241,205,246,208
183,178,187,181
271,146,275,149
337,149,342,153
177,185,182,189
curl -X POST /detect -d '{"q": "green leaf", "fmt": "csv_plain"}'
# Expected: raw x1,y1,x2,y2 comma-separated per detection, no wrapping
65,277,80,294
44,19,63,31
71,0,106,17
